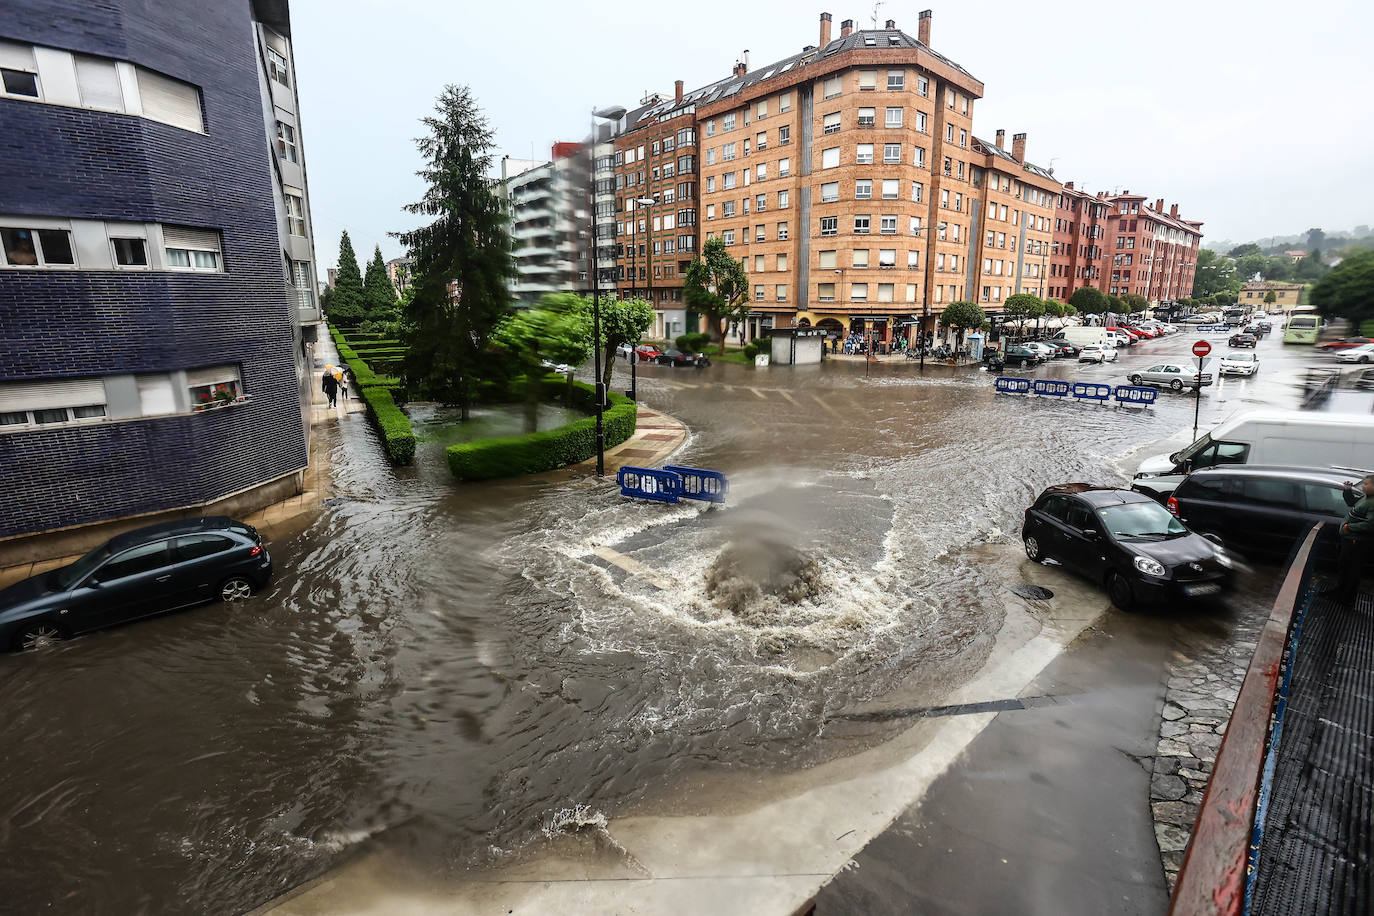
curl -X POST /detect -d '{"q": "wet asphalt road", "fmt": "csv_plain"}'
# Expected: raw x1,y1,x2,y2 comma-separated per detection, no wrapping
0,326,1328,913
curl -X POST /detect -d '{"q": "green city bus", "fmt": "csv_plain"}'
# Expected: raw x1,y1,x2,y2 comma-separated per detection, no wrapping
1283,306,1321,344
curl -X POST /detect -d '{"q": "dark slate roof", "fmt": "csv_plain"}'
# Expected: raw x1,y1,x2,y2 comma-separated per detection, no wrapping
971,137,1058,183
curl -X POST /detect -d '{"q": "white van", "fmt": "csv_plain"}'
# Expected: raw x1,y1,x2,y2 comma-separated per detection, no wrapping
1133,410,1374,501
1105,330,1133,348
1059,326,1109,348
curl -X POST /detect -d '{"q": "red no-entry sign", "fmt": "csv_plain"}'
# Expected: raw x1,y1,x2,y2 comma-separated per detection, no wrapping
1192,340,1212,357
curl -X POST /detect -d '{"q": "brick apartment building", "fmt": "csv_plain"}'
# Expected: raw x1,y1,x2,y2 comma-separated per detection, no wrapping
1102,194,1202,301
967,130,1059,311
1048,182,1108,301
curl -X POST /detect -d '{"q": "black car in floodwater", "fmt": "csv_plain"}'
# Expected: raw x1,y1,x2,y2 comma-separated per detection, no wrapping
1022,484,1233,611
657,349,710,367
0,517,271,651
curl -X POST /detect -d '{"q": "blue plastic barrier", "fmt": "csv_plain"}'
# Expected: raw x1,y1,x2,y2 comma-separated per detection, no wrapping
662,465,729,503
617,467,681,503
994,376,1032,394
1113,385,1158,406
1031,379,1072,398
1071,382,1114,402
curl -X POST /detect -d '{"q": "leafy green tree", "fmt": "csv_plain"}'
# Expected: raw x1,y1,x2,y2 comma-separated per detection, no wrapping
1042,300,1065,319
1264,290,1277,305
940,301,985,344
1121,293,1150,314
1213,291,1236,306
1264,257,1294,281
1192,248,1240,300
1235,252,1270,281
1311,249,1374,327
1069,286,1108,316
684,236,749,353
594,296,655,390
1003,293,1043,337
363,246,399,320
1228,243,1262,258
395,85,513,418
1062,303,1078,317
493,293,592,430
329,231,365,326
1294,249,1327,281
1107,294,1124,315
1307,227,1326,251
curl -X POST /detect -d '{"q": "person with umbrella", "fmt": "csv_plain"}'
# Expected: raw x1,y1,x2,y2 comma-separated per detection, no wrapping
321,365,338,408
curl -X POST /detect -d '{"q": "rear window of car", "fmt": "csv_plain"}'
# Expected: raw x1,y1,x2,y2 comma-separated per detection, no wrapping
176,534,235,561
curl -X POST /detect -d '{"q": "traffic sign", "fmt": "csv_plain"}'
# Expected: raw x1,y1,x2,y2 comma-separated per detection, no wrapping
1192,340,1212,357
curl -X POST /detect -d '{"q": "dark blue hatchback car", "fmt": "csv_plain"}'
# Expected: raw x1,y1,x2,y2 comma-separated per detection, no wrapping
0,516,272,651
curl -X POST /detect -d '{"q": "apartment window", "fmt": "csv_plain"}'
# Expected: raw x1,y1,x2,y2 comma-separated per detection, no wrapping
853,249,870,268
940,189,949,208
743,138,751,156
946,88,956,109
285,193,306,235
706,148,717,166
954,192,962,211
821,181,839,203
917,75,929,97
961,96,968,114
881,179,898,200
706,119,715,137
946,124,954,142
859,70,877,90
722,201,736,217
880,215,897,234
911,181,924,202
997,232,1006,248
778,189,789,208
136,67,203,132
818,282,836,301
819,250,837,269
723,229,735,245
852,283,868,301
755,193,766,212
779,157,791,176
877,283,894,303
824,76,841,99
677,154,695,171
0,378,109,428
723,172,736,189
913,146,925,167
883,143,900,164
756,131,767,150
854,179,872,200
74,55,123,111
187,365,242,410
856,144,874,164
909,216,921,236
950,254,958,270
723,113,736,131
854,215,870,234
723,142,736,161
937,253,945,270
914,110,927,132
878,249,896,267
0,43,40,98
111,237,148,267
779,125,790,145
0,227,76,267
754,283,765,301
705,204,715,220
823,112,841,134
887,70,904,91
820,216,838,237
822,147,840,169
776,284,787,302
906,283,917,302
959,129,967,148
756,162,767,180
885,107,903,128
266,47,290,87
857,107,875,128
164,226,222,271
276,122,299,162
907,250,920,269
777,221,789,240
777,253,788,271
780,92,791,112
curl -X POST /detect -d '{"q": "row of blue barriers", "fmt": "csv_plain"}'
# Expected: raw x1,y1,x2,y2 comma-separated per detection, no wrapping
994,376,1157,406
617,465,729,504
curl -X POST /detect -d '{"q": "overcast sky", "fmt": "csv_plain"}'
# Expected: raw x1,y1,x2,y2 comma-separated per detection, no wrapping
294,0,1373,269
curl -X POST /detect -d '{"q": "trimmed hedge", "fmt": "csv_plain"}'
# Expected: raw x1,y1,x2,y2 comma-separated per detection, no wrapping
360,386,415,465
446,379,638,481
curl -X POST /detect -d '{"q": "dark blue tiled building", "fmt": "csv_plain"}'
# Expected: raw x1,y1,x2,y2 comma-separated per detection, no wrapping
0,0,317,543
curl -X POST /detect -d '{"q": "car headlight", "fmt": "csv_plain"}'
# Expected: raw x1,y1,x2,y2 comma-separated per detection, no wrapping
1134,555,1166,577
1212,546,1233,568
1134,472,1154,480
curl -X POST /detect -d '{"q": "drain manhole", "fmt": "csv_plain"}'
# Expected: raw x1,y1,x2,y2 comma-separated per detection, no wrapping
1010,584,1054,601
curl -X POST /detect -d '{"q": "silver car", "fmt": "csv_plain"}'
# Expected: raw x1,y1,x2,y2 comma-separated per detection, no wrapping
1127,363,1214,391
1218,352,1259,377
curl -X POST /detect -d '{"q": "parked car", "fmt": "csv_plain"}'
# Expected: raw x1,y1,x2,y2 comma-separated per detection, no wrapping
657,349,710,367
616,343,663,361
1078,344,1117,363
1128,364,1214,391
1248,321,1273,335
1335,343,1374,364
1167,466,1372,561
1004,345,1043,367
0,517,272,651
1218,352,1259,377
540,359,574,374
1022,342,1058,360
1317,336,1372,352
1105,330,1134,348
1228,333,1258,348
1022,484,1232,611
1045,338,1081,357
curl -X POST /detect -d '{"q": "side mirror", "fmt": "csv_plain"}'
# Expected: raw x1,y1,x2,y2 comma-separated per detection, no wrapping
1082,529,1100,540
84,578,101,589
1202,533,1222,546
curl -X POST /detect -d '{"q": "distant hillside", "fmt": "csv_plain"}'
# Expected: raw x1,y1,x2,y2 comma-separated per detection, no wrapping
1211,225,1373,256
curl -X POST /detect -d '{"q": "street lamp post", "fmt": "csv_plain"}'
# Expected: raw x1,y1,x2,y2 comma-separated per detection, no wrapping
589,105,627,477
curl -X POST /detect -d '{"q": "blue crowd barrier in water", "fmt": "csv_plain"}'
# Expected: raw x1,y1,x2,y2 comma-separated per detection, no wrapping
1072,382,1114,402
617,467,682,503
994,376,1032,394
662,465,729,504
1031,379,1072,398
1114,385,1158,406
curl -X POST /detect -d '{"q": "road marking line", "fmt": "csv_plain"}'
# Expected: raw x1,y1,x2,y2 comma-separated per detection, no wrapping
590,547,675,591
811,393,840,416
778,390,800,407
750,387,768,400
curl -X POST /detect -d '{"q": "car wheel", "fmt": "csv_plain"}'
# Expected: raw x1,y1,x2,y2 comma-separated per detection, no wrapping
1361,356,1370,364
14,620,67,652
219,575,255,602
1170,379,1183,391
1024,535,1048,564
1107,572,1137,612
1129,374,1143,385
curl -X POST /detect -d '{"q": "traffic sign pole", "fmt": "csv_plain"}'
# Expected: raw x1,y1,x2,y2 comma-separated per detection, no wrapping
1191,340,1211,441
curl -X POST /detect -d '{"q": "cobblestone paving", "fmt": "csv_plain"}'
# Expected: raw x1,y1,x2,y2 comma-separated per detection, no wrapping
1150,610,1268,891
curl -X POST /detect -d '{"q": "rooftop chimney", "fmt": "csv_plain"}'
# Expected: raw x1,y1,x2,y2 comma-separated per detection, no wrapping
733,61,747,76
995,128,1005,148
1065,181,1075,190
1170,204,1179,218
820,12,832,47
840,18,853,37
885,18,896,29
1155,198,1164,212
918,9,932,46
674,79,683,103
1011,131,1026,162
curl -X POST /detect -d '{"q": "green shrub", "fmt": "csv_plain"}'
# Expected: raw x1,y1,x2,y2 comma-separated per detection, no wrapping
447,381,637,480
674,332,713,353
742,343,760,360
360,386,415,465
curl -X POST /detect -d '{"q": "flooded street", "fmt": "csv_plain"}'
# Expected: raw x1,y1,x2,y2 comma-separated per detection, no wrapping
0,332,1320,913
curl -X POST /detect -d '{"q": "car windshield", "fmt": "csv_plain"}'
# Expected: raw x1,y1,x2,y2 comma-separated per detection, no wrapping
1099,502,1188,540
52,544,112,589
1226,353,1256,362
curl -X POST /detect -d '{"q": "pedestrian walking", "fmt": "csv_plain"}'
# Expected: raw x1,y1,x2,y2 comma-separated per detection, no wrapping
321,368,338,408
336,367,348,403
1326,474,1374,603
